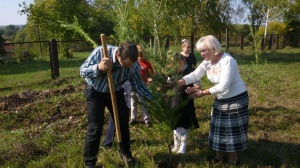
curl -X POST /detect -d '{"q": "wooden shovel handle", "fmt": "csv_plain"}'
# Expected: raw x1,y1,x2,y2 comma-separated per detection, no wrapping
100,34,122,144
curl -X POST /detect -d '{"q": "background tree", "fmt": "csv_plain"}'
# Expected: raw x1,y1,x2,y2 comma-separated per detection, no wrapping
111,0,138,42
257,21,286,35
0,31,6,57
164,0,237,37
90,0,115,38
4,25,20,38
24,0,105,58
234,24,251,35
283,0,300,47
27,0,91,40
241,0,265,64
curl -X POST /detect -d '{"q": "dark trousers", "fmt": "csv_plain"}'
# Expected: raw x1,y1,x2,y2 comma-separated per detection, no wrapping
83,86,130,166
171,84,199,129
102,116,115,147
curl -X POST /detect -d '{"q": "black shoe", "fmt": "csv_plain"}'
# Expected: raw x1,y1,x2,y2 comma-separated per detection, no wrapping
145,121,152,127
129,119,137,125
102,143,113,149
121,153,136,167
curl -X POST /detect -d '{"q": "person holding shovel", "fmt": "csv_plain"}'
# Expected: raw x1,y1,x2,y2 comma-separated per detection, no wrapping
80,42,153,168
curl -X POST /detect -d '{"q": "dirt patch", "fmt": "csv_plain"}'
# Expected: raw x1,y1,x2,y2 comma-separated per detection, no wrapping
0,84,88,132
0,85,77,112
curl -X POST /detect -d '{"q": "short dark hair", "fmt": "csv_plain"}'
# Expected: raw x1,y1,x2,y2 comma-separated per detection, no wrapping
118,42,138,62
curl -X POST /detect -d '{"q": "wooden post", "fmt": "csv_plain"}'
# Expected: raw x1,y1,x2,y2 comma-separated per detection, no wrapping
269,34,273,50
49,39,59,79
276,34,279,49
283,34,286,48
226,28,229,50
240,34,244,50
261,36,264,51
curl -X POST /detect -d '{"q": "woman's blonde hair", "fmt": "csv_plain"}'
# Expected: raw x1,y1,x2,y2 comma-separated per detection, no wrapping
195,35,222,55
136,44,145,57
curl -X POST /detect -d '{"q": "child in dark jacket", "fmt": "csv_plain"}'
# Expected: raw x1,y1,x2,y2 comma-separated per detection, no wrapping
167,46,200,154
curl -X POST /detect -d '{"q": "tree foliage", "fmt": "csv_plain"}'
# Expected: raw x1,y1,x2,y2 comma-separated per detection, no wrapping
283,0,300,47
4,25,20,37
257,21,286,35
27,0,92,40
0,31,6,56
11,0,300,49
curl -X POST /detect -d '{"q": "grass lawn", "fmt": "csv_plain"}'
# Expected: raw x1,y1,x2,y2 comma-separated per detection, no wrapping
0,48,299,168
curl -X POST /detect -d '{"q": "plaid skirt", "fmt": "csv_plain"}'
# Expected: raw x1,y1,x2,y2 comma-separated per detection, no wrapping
208,91,249,152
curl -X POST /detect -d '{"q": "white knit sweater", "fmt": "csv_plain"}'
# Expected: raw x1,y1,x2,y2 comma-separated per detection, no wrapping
183,52,247,99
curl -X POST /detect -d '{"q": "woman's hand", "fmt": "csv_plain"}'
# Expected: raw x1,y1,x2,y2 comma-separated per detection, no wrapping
187,89,205,99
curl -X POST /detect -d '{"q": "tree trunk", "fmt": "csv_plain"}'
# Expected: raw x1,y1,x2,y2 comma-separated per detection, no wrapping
263,6,270,42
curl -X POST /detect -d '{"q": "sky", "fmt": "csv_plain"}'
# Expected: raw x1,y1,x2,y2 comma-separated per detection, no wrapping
0,0,34,26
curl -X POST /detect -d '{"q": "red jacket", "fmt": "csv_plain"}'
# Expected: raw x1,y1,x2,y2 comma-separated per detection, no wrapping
139,59,154,83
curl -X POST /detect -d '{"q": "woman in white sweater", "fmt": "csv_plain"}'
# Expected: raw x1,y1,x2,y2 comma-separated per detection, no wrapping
177,35,248,166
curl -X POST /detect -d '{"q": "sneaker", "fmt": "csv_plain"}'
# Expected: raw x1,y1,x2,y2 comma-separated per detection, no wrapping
145,121,152,127
121,153,136,167
129,119,137,125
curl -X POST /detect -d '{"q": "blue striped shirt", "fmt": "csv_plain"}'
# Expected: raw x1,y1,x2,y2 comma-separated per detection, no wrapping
80,45,153,100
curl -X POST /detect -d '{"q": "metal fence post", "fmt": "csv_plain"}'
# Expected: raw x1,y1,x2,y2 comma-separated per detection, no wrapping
49,39,60,79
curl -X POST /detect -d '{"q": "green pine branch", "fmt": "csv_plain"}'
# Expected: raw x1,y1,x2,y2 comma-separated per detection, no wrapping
59,16,97,48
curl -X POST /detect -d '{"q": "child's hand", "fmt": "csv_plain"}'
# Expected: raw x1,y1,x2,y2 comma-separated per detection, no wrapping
185,87,195,94
147,78,153,83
